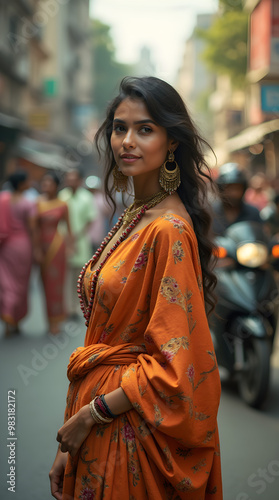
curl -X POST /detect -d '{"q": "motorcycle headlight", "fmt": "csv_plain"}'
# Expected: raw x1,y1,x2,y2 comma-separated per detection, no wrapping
236,243,268,268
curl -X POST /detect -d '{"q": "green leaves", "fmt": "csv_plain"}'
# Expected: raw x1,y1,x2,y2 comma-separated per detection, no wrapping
91,19,133,119
196,4,248,88
219,0,245,12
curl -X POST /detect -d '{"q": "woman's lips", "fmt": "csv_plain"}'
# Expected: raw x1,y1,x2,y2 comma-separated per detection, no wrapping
120,154,141,164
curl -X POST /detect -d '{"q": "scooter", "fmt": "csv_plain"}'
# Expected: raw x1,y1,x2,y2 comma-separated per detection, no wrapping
210,221,279,408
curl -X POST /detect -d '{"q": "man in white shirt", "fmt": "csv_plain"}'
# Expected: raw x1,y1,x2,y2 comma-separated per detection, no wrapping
59,169,98,319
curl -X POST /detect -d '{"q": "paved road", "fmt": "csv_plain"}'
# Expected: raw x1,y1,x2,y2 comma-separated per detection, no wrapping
0,272,279,500
0,272,85,500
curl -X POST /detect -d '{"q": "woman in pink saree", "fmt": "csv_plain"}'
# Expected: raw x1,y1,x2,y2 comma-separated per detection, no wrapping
0,171,36,337
36,172,72,334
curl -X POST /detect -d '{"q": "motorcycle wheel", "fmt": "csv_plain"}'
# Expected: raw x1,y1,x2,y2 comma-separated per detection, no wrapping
237,338,271,409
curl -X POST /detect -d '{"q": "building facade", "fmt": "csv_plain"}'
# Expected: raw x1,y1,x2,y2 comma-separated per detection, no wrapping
223,0,279,176
0,0,93,183
176,14,216,146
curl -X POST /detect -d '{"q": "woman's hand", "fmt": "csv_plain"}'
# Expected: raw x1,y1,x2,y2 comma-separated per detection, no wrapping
56,405,95,458
49,447,68,500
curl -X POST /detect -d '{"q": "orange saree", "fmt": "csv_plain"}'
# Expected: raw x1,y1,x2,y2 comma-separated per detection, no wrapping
62,214,222,500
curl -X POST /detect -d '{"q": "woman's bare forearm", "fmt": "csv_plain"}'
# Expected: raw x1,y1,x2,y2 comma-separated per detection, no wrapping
103,387,133,415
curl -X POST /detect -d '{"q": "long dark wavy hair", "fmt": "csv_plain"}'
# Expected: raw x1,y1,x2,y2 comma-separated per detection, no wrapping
95,76,217,315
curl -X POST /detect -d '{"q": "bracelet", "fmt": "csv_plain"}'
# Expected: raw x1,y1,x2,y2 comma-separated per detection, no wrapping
89,399,101,424
100,394,117,418
90,399,113,424
95,397,109,418
89,397,113,425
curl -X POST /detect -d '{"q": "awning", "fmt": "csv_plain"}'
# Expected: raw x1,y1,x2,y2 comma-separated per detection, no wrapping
16,136,77,171
225,119,279,152
0,112,26,131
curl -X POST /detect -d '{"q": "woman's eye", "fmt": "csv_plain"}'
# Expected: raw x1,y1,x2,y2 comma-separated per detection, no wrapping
113,125,126,133
140,126,152,134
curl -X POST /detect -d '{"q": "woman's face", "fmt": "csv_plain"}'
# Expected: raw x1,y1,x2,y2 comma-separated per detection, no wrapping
41,176,57,197
110,98,176,180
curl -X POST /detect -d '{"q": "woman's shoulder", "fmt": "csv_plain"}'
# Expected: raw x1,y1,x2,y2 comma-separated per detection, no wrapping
137,213,200,267
139,212,197,252
147,194,193,228
151,209,194,235
127,195,197,245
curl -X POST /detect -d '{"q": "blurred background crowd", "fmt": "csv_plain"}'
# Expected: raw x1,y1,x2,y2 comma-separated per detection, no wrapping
0,167,116,336
0,0,279,337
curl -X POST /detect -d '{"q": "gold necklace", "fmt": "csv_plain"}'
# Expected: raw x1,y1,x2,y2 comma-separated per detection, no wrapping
122,189,169,225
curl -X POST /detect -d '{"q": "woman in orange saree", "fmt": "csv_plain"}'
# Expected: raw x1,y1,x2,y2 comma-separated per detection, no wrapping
37,172,72,334
50,77,223,499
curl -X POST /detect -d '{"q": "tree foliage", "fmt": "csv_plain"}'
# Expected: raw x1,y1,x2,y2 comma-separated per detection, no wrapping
91,19,133,119
196,1,248,88
219,0,245,12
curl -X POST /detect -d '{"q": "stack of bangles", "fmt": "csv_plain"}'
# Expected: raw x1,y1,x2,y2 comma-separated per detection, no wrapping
89,394,117,424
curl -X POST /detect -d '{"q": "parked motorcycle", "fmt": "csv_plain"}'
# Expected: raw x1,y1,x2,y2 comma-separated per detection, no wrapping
210,221,279,408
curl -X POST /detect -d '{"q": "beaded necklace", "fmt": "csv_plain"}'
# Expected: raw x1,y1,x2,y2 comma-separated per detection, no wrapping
77,192,169,326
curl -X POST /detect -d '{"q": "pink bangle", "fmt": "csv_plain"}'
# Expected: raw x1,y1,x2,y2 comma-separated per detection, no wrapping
95,397,107,418
89,397,113,424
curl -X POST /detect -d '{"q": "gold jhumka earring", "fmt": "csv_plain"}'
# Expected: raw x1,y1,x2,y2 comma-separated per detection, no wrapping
112,164,128,192
159,150,181,194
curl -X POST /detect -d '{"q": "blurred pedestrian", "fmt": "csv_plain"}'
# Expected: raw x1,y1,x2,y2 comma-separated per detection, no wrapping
0,170,36,337
59,169,97,319
212,163,262,236
24,182,39,201
50,77,222,500
35,172,72,335
85,176,111,254
244,172,271,210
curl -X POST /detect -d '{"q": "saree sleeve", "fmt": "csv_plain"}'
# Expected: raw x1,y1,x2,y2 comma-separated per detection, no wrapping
121,217,221,449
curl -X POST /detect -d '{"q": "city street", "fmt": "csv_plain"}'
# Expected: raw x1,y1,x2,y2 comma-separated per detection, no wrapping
0,271,279,500
1,0,279,498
